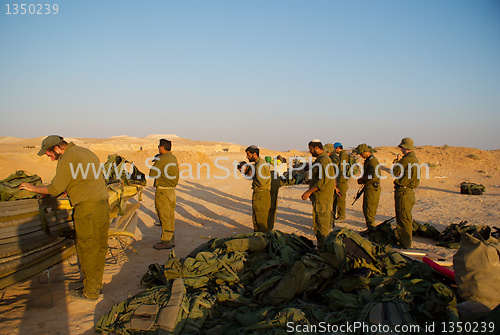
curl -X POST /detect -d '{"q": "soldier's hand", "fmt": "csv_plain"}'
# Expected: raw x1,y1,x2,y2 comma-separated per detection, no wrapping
335,188,341,196
19,182,32,191
301,191,311,200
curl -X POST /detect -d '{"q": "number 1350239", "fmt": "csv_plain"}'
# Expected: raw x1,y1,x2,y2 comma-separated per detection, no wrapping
5,3,59,15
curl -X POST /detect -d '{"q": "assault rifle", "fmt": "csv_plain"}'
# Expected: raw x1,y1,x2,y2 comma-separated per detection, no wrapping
351,185,366,205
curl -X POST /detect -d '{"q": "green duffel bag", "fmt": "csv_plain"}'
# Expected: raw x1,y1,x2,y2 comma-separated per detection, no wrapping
460,182,485,195
0,170,42,201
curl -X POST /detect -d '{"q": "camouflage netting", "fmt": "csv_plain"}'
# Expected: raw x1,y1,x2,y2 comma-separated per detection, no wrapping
96,229,461,335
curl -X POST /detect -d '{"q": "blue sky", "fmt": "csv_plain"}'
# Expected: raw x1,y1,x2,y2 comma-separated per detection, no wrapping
1,0,499,151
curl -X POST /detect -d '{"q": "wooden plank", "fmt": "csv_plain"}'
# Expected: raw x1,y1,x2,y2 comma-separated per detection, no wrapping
0,242,76,290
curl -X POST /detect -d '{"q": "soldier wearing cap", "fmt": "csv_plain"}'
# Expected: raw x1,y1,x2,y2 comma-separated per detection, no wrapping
150,139,179,250
246,145,272,232
323,143,339,166
19,135,109,301
333,142,349,224
301,140,335,250
392,138,420,248
355,143,381,228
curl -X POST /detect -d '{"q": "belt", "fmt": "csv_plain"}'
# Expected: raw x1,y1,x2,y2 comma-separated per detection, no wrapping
157,186,175,190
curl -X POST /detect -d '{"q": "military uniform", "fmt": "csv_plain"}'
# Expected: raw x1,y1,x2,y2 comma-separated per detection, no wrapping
361,155,381,228
393,139,420,249
309,152,335,250
251,156,271,232
267,171,281,232
47,142,109,300
333,150,349,222
150,151,179,245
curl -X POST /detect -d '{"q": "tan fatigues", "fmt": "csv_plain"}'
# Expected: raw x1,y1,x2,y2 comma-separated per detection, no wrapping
47,142,109,299
73,199,109,299
393,151,420,248
150,152,179,244
333,150,349,222
309,152,335,250
361,155,381,228
251,157,271,232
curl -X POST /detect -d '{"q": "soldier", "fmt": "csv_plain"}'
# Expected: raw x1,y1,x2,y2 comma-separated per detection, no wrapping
301,140,335,250
20,135,109,300
392,138,420,249
268,170,281,231
333,142,349,224
246,145,272,233
355,143,381,229
150,139,179,250
324,143,339,166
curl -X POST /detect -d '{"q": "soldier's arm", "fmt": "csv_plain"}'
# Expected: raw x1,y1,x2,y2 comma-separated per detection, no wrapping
301,186,319,200
19,183,50,194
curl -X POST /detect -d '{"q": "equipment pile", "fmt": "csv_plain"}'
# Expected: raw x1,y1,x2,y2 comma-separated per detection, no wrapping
96,228,484,334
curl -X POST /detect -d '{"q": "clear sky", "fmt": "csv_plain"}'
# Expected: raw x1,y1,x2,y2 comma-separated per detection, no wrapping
1,0,499,151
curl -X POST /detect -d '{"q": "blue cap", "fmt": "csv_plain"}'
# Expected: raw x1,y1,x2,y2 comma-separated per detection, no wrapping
334,142,342,149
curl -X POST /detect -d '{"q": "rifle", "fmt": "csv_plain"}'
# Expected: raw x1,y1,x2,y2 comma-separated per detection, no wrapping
351,184,366,205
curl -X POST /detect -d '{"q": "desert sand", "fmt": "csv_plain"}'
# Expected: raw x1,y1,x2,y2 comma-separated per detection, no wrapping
0,135,499,334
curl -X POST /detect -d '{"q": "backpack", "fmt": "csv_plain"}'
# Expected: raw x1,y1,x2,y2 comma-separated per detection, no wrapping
346,154,359,178
358,300,416,335
0,170,43,201
102,154,147,186
460,182,485,195
453,226,500,310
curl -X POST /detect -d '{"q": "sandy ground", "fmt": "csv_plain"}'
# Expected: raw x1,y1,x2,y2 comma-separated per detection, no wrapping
0,136,499,334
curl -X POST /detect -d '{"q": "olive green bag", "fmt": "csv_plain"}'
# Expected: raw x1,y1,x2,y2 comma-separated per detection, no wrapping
358,300,416,335
0,170,42,201
453,226,500,310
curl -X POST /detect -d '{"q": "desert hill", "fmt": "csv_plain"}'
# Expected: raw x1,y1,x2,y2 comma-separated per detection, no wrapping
1,136,498,185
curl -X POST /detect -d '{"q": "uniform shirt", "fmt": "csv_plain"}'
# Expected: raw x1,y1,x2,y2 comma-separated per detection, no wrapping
150,151,179,188
47,142,108,205
362,155,381,186
330,152,340,166
337,150,349,185
393,151,420,189
252,156,271,191
309,152,335,202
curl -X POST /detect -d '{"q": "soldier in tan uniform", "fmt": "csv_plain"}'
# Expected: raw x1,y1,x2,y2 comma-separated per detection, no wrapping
268,170,281,231
246,145,272,233
324,143,339,166
301,140,335,250
333,142,349,224
355,143,381,229
392,138,420,249
20,135,109,300
150,139,179,250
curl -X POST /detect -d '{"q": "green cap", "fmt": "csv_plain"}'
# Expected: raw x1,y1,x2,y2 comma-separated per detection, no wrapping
398,137,415,150
324,143,334,154
38,135,64,156
355,143,370,155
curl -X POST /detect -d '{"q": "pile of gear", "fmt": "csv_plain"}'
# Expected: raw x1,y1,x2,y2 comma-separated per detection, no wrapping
96,228,481,334
366,218,500,249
